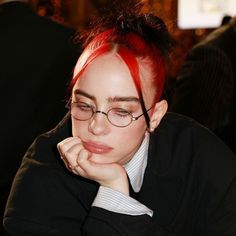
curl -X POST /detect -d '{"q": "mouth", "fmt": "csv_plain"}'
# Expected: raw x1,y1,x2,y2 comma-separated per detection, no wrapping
83,141,113,154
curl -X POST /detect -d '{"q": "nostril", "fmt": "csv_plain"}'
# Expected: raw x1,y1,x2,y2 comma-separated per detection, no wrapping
88,112,110,135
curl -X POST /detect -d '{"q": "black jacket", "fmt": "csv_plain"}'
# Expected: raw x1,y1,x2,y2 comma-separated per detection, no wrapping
3,113,236,235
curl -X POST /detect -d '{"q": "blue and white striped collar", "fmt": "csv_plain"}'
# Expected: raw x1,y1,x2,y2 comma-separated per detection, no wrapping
124,132,150,192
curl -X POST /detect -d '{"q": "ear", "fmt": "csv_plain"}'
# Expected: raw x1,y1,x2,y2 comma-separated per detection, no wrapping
148,100,168,132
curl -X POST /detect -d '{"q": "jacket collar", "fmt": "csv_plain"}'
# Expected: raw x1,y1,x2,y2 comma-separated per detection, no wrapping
135,114,184,228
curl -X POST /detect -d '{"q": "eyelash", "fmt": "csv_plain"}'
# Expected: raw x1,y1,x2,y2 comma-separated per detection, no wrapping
75,99,95,107
73,96,139,113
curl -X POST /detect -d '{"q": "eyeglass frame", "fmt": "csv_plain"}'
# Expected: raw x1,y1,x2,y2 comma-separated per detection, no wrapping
66,100,153,128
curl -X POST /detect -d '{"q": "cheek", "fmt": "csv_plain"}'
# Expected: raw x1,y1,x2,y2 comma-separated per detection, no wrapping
113,123,146,151
71,119,87,137
119,125,144,140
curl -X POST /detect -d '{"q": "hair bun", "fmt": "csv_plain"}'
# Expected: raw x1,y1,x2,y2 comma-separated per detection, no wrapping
115,12,173,59
79,0,174,58
116,13,167,39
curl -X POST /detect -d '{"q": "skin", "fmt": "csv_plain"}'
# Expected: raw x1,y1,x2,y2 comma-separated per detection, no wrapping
57,51,168,195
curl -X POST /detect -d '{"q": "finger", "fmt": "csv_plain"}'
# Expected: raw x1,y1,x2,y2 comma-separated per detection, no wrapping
64,142,85,168
57,137,81,158
76,148,90,165
57,137,81,160
76,149,95,175
57,137,83,172
69,150,92,177
57,137,73,157
70,164,85,176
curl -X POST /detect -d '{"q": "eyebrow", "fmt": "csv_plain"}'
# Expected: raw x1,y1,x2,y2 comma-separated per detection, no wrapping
74,89,140,104
74,89,95,100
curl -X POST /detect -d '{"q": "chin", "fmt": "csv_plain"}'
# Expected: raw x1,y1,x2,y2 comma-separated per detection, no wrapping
89,154,130,165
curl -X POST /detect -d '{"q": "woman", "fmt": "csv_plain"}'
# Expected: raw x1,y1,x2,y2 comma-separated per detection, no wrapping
4,1,236,235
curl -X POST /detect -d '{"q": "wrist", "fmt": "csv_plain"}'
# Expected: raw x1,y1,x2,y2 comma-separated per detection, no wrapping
101,173,129,196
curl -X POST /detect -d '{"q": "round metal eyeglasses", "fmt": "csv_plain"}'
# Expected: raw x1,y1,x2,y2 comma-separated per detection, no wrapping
68,101,153,128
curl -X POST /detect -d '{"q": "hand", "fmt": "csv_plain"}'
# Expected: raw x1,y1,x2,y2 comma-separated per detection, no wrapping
57,137,129,195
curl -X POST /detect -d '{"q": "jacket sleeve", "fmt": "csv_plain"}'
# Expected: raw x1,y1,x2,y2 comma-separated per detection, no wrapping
3,167,176,236
3,135,172,236
83,207,177,236
85,175,236,236
3,158,176,235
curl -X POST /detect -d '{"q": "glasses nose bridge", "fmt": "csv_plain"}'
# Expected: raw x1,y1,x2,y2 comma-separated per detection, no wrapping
88,109,110,135
94,110,108,117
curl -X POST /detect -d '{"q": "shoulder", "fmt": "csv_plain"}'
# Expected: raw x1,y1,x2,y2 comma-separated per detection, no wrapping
149,112,236,188
156,112,212,136
156,112,232,150
150,112,236,168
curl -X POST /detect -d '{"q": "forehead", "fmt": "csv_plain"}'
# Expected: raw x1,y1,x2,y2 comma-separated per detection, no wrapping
73,52,139,97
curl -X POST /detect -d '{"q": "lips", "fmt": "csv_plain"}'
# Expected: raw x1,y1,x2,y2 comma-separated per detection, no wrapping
83,141,113,154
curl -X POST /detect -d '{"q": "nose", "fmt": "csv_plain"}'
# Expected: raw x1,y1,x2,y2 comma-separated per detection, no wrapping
88,111,110,135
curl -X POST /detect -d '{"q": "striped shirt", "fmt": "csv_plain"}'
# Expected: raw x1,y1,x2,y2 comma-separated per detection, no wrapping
92,133,153,217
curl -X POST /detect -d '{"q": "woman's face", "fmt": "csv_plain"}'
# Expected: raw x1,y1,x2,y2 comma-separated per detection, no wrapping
71,52,154,165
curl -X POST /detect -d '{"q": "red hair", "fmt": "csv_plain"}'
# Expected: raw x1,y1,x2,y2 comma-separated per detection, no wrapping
69,29,165,103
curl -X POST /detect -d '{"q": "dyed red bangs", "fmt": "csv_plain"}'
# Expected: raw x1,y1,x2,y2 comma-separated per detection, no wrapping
69,29,165,102
69,43,112,92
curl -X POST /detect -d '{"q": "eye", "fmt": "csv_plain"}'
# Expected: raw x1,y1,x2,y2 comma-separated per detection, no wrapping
111,108,131,117
75,102,93,112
